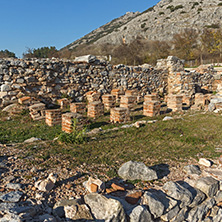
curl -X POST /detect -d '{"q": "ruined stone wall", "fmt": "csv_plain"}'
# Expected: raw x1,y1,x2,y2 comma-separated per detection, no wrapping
0,57,220,105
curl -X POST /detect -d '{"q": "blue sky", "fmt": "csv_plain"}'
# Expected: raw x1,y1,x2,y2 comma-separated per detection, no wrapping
0,0,159,58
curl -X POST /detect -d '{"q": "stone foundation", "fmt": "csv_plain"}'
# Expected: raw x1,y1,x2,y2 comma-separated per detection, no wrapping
45,109,62,126
87,102,104,118
110,107,130,123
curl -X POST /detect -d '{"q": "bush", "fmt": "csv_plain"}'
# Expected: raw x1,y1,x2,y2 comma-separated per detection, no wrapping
58,119,86,144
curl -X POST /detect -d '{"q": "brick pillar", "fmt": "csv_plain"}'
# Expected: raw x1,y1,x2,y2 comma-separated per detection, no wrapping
87,102,104,118
57,98,70,109
45,109,62,126
111,89,124,103
182,94,192,107
195,93,206,106
143,101,161,117
29,103,46,121
70,102,86,114
144,93,158,103
167,94,183,112
86,91,101,103
110,107,130,123
120,95,137,111
62,112,81,134
102,94,115,110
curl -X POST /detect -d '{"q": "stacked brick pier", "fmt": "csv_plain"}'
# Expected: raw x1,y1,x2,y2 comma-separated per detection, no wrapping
120,95,137,111
45,109,62,126
143,101,161,117
57,98,70,109
110,107,130,123
102,94,115,110
86,91,101,103
111,89,124,103
70,102,86,114
167,94,183,112
87,102,104,118
62,112,82,134
143,93,161,117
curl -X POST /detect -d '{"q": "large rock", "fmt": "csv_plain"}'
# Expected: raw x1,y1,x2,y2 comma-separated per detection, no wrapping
74,55,96,63
187,198,216,222
142,189,177,219
84,193,126,221
0,191,23,203
162,181,193,208
118,161,158,181
194,177,219,197
129,205,153,222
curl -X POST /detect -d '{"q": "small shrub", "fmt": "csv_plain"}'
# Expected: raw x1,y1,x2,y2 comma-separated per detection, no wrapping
58,119,86,144
159,12,165,15
218,3,222,6
205,24,220,29
141,23,146,29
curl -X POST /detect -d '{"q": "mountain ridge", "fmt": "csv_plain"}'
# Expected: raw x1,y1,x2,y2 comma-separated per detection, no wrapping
63,0,222,52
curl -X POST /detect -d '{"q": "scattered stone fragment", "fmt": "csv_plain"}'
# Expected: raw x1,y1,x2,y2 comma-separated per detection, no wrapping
83,177,105,193
24,137,42,143
5,183,22,190
111,183,125,191
195,177,219,197
118,161,158,181
35,173,57,192
184,165,201,175
0,191,23,203
84,193,127,221
162,116,173,121
199,158,213,167
125,191,143,205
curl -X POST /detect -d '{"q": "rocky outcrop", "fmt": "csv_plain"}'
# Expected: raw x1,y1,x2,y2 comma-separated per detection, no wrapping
65,0,222,49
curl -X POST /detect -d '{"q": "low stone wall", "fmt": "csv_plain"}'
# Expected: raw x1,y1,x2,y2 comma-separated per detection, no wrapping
0,57,221,107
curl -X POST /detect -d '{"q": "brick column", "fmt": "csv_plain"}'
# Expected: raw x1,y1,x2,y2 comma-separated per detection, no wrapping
57,98,70,109
45,109,62,126
111,89,124,103
167,94,183,112
143,101,161,117
102,94,115,110
87,102,104,118
70,102,86,114
110,107,130,123
195,93,206,106
62,112,81,134
120,95,136,111
144,93,158,103
86,91,101,103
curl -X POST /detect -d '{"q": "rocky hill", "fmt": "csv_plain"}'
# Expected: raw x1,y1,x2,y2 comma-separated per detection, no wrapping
64,0,222,50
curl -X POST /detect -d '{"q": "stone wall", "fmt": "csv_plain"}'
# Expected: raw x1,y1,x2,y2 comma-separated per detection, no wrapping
0,57,221,106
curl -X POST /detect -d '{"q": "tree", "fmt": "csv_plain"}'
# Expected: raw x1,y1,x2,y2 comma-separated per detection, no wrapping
171,29,199,60
23,46,59,58
0,49,16,58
